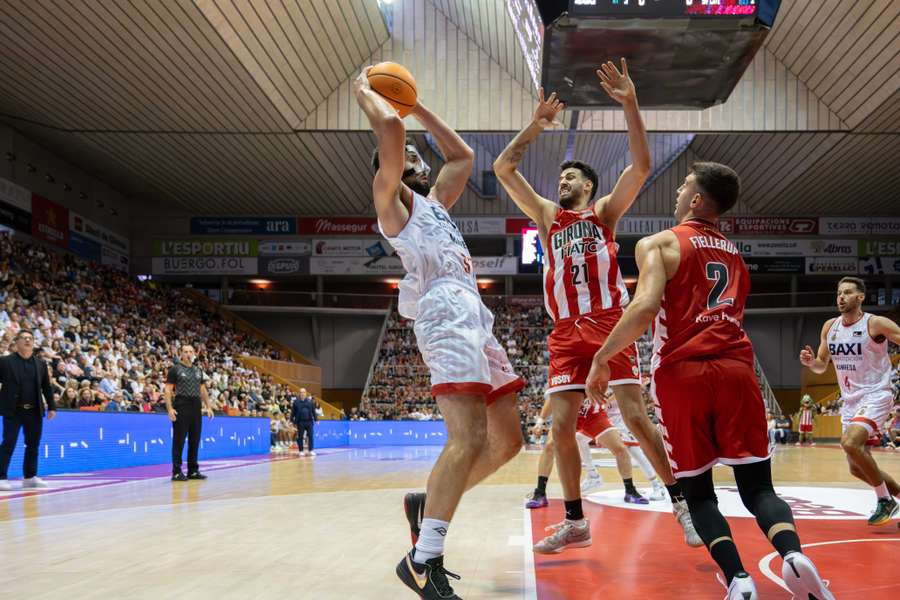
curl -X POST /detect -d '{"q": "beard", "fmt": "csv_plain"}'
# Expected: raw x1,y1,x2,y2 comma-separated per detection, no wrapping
406,178,431,197
559,191,580,210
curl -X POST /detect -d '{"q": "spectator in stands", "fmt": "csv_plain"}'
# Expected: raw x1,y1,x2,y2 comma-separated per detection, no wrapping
766,411,776,445
774,413,792,444
105,392,122,412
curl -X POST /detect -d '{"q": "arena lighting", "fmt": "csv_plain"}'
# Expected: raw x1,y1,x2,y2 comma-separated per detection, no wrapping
249,279,272,288
45,173,54,183
384,277,401,289
477,278,496,289
63,183,72,192
26,163,36,172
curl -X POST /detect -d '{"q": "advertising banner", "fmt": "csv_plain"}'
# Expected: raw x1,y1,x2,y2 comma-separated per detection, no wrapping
858,240,900,257
31,194,69,248
153,239,257,257
258,256,310,276
720,216,818,235
68,232,102,262
743,257,804,274
313,238,394,257
734,239,856,257
470,256,518,275
70,212,130,252
820,217,900,237
805,257,858,275
858,256,900,276
151,256,258,275
0,176,30,212
310,256,516,276
190,216,296,235
258,240,311,256
298,217,379,236
452,217,505,235
615,216,677,235
102,246,130,273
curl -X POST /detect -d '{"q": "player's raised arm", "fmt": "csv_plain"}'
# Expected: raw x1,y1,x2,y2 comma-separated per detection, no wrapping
410,102,474,211
586,233,670,401
799,319,834,375
353,67,409,235
493,89,563,227
593,59,651,229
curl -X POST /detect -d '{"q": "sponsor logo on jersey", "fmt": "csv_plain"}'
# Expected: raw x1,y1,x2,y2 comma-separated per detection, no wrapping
829,342,862,356
550,374,572,386
551,220,605,257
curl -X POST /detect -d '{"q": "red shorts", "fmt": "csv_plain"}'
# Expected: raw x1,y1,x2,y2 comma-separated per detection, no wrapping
652,356,772,478
547,310,641,396
799,424,813,433
576,407,615,439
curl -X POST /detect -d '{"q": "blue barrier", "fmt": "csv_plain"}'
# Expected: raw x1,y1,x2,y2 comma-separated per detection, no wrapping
2,414,448,478
3,411,269,478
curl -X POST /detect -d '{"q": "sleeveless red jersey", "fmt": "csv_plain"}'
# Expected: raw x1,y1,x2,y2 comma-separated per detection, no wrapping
652,219,754,369
543,208,629,322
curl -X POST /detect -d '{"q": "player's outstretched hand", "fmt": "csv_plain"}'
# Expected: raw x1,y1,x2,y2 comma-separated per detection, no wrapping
353,66,372,93
799,344,816,367
532,88,564,129
585,355,611,405
596,58,636,105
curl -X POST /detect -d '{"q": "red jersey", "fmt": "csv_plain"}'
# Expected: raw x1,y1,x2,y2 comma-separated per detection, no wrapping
543,208,629,322
652,219,754,369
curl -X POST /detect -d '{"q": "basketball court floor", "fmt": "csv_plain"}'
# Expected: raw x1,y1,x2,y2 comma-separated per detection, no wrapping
1,445,896,599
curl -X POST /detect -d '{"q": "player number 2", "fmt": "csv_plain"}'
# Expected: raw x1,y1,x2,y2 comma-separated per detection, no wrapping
570,263,589,285
705,262,734,309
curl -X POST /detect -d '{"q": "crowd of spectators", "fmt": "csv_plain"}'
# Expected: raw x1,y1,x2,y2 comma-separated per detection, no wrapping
0,236,302,425
360,298,655,439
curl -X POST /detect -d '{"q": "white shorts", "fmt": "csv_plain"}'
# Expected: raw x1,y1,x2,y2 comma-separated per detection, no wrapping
413,282,523,403
841,390,894,438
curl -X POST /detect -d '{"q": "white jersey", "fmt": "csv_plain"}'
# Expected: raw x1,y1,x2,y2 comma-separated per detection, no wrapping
379,191,477,319
827,313,892,405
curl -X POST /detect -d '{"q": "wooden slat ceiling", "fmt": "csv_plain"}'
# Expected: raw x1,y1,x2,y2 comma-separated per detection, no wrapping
0,0,895,219
765,0,900,130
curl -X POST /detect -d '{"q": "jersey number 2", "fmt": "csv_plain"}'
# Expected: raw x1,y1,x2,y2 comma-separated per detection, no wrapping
706,262,734,309
570,263,589,286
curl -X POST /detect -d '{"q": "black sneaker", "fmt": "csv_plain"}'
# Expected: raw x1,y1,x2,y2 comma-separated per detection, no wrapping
187,471,208,480
868,496,898,526
404,492,426,545
395,550,461,599
172,472,187,482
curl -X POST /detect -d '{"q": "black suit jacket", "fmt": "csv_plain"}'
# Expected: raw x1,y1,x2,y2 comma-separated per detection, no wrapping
290,397,317,424
0,353,56,417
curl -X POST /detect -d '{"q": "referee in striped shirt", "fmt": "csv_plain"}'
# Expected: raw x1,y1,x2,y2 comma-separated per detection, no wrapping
165,345,214,481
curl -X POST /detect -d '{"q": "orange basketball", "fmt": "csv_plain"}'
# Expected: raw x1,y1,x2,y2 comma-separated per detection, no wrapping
367,62,417,117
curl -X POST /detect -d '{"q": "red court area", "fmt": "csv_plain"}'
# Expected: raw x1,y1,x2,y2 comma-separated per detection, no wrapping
530,499,899,599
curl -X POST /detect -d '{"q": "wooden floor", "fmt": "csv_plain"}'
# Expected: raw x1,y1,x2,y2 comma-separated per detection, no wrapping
0,444,897,599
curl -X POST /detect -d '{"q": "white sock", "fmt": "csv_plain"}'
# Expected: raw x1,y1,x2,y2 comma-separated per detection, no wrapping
414,518,449,563
575,432,598,476
628,446,657,482
875,481,889,499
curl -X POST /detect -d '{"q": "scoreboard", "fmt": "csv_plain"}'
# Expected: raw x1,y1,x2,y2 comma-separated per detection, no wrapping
569,0,758,18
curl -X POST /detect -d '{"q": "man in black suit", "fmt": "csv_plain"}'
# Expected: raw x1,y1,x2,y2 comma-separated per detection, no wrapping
290,388,317,457
0,331,57,490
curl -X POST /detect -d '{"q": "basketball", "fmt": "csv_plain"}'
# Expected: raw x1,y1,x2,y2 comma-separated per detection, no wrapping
367,61,417,117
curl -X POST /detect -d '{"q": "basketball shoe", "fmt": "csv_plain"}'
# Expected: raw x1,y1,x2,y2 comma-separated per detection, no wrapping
781,551,834,600
672,499,704,547
525,493,548,509
396,549,461,599
533,519,591,554
624,489,649,504
868,496,898,526
648,480,667,501
720,572,757,600
580,472,603,494
404,492,426,544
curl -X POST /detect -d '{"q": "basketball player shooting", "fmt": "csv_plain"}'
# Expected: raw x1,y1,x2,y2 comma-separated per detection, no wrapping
800,277,900,527
585,163,833,600
354,67,526,600
493,58,700,554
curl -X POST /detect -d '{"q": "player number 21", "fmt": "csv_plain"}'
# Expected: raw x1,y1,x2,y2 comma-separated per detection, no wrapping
705,262,734,309
570,263,589,286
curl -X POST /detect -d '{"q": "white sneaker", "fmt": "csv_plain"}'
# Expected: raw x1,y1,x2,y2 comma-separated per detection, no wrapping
782,551,835,600
648,481,667,501
0,480,11,491
580,472,603,494
672,499,704,547
722,573,758,600
303,450,310,457
308,451,316,457
22,477,49,489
